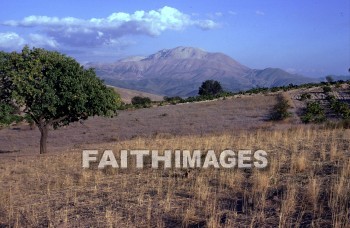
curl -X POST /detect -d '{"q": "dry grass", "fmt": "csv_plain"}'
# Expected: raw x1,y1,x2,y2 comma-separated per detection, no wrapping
0,127,349,227
0,95,276,155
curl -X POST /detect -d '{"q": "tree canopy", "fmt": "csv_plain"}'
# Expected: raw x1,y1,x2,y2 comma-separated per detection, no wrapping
131,96,152,108
0,46,121,153
198,80,224,96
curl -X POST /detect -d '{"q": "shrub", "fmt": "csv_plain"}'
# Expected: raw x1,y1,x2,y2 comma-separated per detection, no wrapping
269,94,292,121
131,96,152,108
300,93,311,101
198,80,223,96
323,86,332,93
163,96,184,105
301,101,326,123
330,100,350,119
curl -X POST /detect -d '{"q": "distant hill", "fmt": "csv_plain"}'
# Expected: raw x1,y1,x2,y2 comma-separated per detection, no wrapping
107,85,163,103
88,47,322,97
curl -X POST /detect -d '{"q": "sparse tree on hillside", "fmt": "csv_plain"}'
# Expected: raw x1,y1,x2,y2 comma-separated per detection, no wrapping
131,96,152,108
198,80,223,96
1,46,121,154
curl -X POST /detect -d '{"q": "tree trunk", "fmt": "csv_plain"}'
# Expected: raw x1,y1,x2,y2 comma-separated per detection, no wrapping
39,125,48,154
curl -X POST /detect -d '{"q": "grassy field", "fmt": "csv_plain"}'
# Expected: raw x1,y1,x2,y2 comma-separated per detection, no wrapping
0,127,349,227
0,94,276,155
1,89,350,227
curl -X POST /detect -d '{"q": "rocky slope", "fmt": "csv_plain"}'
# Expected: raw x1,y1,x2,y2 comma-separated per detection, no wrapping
89,47,318,97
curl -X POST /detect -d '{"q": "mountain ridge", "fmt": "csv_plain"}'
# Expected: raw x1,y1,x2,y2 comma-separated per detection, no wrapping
88,46,319,97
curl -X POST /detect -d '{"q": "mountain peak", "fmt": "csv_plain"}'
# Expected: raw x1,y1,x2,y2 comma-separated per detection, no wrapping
91,46,317,97
145,46,207,60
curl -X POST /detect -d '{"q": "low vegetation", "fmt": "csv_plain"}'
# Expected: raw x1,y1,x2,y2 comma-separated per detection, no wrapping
300,93,311,101
0,128,349,227
131,96,152,108
327,95,350,119
323,86,332,93
156,80,350,108
269,94,292,121
301,101,326,123
198,80,224,96
1,46,350,227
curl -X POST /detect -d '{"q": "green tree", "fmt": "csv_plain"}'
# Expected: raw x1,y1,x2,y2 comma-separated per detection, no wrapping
0,51,21,127
198,80,223,96
0,103,22,127
2,46,120,154
131,96,152,108
301,101,326,123
0,51,14,102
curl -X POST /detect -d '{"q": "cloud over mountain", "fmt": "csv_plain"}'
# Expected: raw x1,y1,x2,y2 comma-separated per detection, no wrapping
1,6,218,49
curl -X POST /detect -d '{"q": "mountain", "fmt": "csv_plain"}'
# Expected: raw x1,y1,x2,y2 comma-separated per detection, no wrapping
88,47,318,97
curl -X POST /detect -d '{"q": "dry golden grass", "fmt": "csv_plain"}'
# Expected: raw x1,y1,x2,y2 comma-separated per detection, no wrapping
0,127,349,227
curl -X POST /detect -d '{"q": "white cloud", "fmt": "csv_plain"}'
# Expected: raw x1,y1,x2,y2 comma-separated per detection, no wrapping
215,12,223,17
0,32,25,50
228,11,237,16
256,10,265,16
195,20,218,30
0,32,58,51
29,34,59,48
3,6,218,48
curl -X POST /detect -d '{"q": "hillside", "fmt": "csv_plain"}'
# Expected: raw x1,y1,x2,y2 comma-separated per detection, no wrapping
108,85,163,103
1,86,349,227
89,47,318,97
0,95,276,155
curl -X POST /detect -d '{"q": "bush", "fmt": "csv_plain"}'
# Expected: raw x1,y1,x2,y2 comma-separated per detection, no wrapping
163,96,184,105
269,94,292,121
323,86,332,93
301,101,326,123
330,100,350,119
198,80,223,96
131,96,152,108
300,93,311,101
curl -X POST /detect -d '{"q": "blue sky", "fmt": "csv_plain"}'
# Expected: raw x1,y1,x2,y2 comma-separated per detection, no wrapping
0,0,349,77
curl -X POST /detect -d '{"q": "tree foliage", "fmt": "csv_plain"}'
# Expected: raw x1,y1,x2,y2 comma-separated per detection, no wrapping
301,101,326,123
198,80,224,96
131,96,152,108
0,103,22,127
269,94,291,121
1,46,121,153
323,86,332,93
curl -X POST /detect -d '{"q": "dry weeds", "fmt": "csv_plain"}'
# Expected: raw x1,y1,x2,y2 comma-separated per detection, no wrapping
0,95,276,156
0,127,349,227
